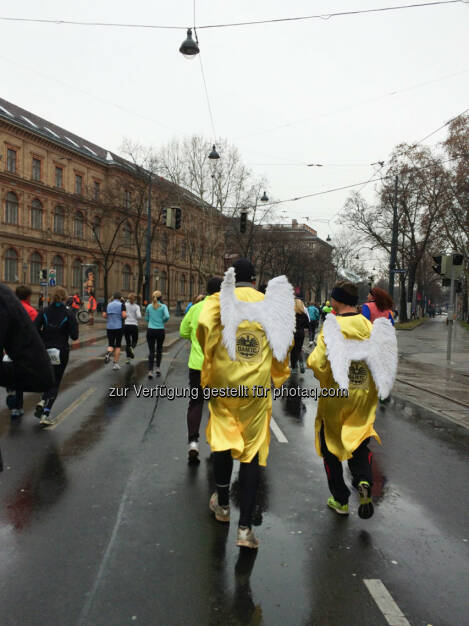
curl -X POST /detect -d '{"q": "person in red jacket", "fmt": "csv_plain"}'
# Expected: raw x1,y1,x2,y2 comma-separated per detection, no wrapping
361,287,395,326
6,286,38,419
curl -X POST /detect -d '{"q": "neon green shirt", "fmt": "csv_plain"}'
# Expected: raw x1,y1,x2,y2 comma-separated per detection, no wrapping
179,298,206,370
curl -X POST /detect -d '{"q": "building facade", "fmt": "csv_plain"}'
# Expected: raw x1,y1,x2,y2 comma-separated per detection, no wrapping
0,97,224,309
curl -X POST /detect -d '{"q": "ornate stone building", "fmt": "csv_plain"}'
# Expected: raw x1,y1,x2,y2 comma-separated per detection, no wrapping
0,97,224,308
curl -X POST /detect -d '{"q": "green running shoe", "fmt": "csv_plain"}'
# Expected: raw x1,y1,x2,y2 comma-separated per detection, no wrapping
327,497,349,515
358,481,374,519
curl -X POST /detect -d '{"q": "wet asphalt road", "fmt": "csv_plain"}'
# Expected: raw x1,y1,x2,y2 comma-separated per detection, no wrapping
0,337,468,626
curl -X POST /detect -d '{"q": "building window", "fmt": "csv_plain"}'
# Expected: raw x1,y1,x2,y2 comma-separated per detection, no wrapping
180,274,186,297
32,158,41,181
30,252,42,284
31,198,43,230
52,255,64,286
190,275,195,298
122,222,132,246
181,241,186,260
74,212,84,239
54,205,65,234
55,166,63,188
94,181,100,201
75,174,83,195
4,248,18,282
7,149,17,173
5,191,19,224
72,260,82,288
161,234,168,256
92,216,101,240
160,271,167,296
122,264,131,291
124,190,131,209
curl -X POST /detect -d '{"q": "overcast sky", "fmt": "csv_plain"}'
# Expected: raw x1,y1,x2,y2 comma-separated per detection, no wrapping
1,0,468,252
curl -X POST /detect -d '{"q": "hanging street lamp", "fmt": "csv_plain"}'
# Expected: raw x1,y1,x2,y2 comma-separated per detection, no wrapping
208,144,220,160
179,28,200,58
260,191,269,202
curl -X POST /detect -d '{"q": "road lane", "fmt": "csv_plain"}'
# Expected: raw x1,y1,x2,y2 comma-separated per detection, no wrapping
0,340,468,625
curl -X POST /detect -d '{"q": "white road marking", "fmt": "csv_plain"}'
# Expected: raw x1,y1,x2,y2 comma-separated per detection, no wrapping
46,387,97,430
270,417,288,443
363,579,411,626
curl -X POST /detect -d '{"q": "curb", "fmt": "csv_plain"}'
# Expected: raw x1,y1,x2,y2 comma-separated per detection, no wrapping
389,391,469,433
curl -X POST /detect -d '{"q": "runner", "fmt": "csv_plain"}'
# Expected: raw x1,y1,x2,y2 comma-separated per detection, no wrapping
103,292,126,370
307,281,397,519
145,290,170,379
1,281,54,465
179,277,222,463
320,300,333,322
307,302,320,345
6,286,38,419
34,287,79,425
87,290,97,325
124,293,141,364
361,287,395,325
197,258,294,549
291,299,309,374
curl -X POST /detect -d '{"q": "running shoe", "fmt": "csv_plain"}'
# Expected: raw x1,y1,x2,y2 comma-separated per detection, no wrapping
34,400,45,419
209,492,230,523
309,340,314,347
125,359,131,364
155,368,161,377
129,346,135,359
300,362,305,374
236,526,259,549
327,497,349,515
358,481,374,519
188,441,199,463
148,370,154,379
6,390,16,410
112,363,121,371
11,409,24,420
291,367,298,375
40,411,54,426
104,352,111,364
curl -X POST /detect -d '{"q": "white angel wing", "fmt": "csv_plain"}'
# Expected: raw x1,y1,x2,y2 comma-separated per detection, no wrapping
219,267,295,362
323,314,398,399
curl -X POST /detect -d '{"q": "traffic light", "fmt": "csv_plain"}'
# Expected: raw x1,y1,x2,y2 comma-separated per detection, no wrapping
161,208,167,226
40,268,48,280
240,211,247,234
432,255,442,275
453,253,464,266
175,207,182,230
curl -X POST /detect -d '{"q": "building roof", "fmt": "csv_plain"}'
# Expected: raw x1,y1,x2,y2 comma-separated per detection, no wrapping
0,95,208,209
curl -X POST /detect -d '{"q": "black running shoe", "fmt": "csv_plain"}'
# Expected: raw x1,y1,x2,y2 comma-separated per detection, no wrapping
104,352,111,364
358,481,374,519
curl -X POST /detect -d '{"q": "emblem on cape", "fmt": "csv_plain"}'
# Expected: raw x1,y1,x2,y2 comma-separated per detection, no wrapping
219,267,295,362
322,313,398,400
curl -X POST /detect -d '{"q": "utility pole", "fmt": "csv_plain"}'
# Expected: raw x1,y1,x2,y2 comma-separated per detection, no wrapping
388,175,399,300
447,263,455,363
144,171,153,304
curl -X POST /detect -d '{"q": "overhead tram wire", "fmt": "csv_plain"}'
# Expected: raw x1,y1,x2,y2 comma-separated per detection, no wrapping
0,1,465,31
223,153,468,211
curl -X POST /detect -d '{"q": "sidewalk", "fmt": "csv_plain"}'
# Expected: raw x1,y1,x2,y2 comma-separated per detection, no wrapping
394,316,469,429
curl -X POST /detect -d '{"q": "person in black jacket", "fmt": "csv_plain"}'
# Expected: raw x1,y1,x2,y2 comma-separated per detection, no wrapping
34,287,79,425
0,282,55,468
291,299,310,374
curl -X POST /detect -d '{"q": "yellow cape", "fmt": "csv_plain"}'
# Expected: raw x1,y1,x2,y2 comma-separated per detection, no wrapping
307,314,381,461
197,288,290,466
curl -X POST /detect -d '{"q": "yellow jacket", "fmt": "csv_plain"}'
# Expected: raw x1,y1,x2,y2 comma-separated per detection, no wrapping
307,314,382,461
197,286,291,466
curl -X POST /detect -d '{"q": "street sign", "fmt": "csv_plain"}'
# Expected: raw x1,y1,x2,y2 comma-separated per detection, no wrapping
40,281,48,287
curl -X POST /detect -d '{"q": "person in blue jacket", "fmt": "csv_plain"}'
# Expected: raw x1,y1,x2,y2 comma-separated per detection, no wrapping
307,302,320,345
145,290,170,378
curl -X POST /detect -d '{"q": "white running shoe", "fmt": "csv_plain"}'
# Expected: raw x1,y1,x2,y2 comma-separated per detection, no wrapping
40,412,55,426
236,526,259,549
188,441,199,462
112,363,120,371
34,399,45,419
148,370,154,379
209,493,230,523
104,352,111,364
155,368,161,377
309,340,314,346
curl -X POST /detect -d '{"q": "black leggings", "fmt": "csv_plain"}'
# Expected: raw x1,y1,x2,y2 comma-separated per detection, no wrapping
124,325,139,357
213,450,260,528
320,425,373,505
42,349,69,411
290,331,305,369
146,328,165,369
